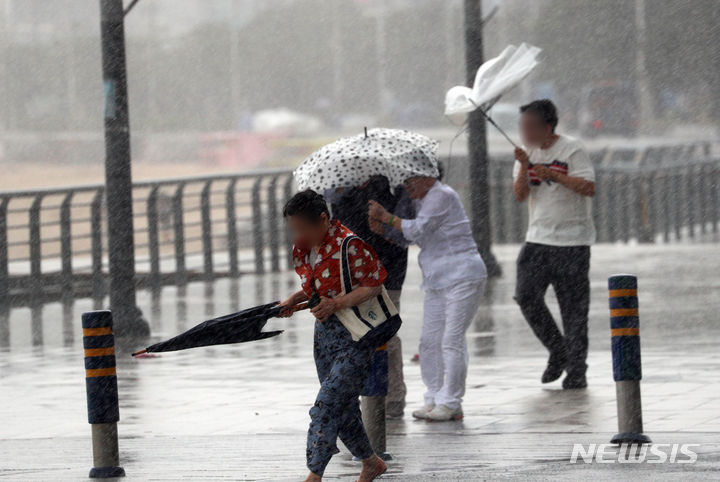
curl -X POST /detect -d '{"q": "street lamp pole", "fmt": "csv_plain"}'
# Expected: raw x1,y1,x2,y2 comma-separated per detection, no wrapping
98,0,149,336
464,0,501,277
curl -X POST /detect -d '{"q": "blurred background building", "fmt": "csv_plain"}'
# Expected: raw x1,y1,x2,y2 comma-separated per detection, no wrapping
0,0,718,168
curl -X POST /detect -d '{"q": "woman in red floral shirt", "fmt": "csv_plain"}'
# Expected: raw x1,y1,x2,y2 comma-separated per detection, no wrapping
279,190,387,482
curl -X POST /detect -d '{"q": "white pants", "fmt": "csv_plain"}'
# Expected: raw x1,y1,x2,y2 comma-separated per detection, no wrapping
420,279,485,410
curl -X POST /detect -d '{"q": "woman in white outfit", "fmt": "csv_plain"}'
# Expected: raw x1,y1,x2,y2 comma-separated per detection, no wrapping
368,175,487,421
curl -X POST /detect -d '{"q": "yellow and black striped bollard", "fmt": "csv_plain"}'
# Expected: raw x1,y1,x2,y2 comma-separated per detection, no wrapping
83,310,125,478
608,274,651,445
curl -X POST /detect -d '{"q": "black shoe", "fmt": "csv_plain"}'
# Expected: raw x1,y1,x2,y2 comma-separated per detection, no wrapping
562,374,587,389
541,351,567,383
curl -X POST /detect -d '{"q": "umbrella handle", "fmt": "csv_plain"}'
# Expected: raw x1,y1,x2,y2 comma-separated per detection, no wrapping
132,349,147,357
291,302,310,313
273,301,311,318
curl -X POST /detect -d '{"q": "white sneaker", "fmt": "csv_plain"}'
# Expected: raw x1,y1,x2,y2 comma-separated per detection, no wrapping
425,404,463,421
411,404,435,420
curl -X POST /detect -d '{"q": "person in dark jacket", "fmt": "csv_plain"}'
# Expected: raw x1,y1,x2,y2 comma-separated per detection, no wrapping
327,175,414,418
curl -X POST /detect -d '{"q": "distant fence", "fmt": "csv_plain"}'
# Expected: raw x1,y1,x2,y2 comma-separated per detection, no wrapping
1,150,718,307
0,168,295,307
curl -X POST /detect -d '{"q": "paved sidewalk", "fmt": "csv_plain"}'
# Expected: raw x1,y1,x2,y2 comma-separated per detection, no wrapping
2,244,720,480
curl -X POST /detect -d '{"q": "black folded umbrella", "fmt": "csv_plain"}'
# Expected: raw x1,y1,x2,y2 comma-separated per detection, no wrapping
131,300,308,356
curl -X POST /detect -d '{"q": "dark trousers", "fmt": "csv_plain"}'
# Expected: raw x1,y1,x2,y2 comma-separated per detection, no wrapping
515,242,590,377
307,316,374,476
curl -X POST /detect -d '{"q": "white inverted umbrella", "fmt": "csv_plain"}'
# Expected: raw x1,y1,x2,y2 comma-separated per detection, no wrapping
444,43,542,147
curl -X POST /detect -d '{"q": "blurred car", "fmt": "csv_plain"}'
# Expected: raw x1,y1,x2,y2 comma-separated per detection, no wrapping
577,81,639,138
252,108,323,136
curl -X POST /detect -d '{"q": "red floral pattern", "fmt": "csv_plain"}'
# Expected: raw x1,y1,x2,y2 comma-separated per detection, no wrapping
292,220,386,298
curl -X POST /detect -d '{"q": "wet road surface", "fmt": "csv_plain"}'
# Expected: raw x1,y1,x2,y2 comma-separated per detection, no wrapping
2,244,720,480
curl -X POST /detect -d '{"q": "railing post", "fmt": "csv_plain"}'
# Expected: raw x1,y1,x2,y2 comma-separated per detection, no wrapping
61,192,75,299
512,183,525,243
91,189,105,306
698,162,708,236
0,305,7,349
29,196,46,345
505,162,523,243
172,183,187,286
225,179,239,277
616,172,630,243
29,195,43,300
710,162,719,234
594,170,608,243
283,174,294,270
251,176,265,274
491,165,506,244
201,180,214,281
31,303,43,346
487,164,497,243
63,297,74,347
685,164,696,239
638,147,652,167
502,161,511,243
146,186,160,288
0,196,8,348
700,141,711,158
505,162,515,243
267,176,280,272
641,170,657,243
672,167,682,241
0,197,8,307
660,169,671,243
635,172,653,243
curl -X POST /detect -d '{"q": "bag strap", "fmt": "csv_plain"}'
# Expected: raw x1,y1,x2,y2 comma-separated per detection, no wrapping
340,234,395,328
340,235,377,329
340,235,356,295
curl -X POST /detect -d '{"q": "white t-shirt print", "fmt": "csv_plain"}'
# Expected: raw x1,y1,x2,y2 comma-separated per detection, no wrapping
512,135,596,247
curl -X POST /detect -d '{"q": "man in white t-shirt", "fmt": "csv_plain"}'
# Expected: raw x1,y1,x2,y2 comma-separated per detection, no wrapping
512,99,595,390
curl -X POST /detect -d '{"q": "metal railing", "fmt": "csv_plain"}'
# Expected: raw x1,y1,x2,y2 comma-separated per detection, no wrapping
1,153,719,308
0,168,295,307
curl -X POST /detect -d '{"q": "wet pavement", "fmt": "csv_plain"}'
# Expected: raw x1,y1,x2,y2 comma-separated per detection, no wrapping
2,243,720,480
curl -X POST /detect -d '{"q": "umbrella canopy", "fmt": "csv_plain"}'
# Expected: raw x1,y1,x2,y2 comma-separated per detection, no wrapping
131,301,306,356
293,128,440,193
444,43,542,127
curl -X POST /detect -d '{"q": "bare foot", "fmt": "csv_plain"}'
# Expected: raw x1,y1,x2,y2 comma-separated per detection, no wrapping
357,454,387,481
304,471,322,482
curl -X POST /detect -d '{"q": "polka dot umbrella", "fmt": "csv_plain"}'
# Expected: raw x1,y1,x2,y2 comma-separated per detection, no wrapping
293,128,440,192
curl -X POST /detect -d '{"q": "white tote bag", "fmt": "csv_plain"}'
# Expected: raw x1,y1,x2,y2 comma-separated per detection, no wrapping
332,236,401,346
